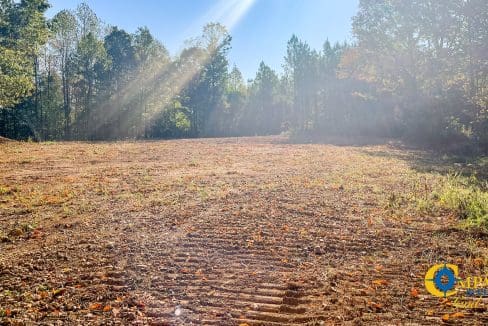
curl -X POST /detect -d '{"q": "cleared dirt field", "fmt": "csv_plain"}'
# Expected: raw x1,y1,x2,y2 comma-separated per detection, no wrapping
0,137,487,325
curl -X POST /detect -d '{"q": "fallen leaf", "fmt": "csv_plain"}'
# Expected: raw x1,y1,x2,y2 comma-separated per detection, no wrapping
103,305,112,312
372,279,388,287
473,258,484,268
52,288,65,297
439,298,450,305
410,288,419,297
368,301,384,311
136,301,145,310
451,312,464,319
30,229,42,239
89,303,102,311
441,313,450,322
5,308,11,317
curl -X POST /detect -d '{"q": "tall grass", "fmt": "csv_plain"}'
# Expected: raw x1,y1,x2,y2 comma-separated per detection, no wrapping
437,175,488,229
386,173,488,231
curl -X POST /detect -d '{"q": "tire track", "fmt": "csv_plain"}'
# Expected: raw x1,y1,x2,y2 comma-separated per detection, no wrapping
120,210,330,325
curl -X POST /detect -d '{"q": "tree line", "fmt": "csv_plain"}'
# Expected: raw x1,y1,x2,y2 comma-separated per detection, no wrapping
0,0,486,152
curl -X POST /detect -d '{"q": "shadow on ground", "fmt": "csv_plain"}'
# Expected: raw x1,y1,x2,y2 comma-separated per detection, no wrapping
279,134,486,181
358,145,487,183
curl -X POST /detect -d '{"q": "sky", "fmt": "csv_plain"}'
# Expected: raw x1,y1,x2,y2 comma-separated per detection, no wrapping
46,0,359,80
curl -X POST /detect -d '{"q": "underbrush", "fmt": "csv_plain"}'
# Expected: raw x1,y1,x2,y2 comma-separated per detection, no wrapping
436,175,488,230
387,174,488,231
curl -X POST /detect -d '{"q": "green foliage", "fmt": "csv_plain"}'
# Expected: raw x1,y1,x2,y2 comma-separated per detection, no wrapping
347,0,488,150
0,0,49,109
438,175,488,229
180,23,231,137
0,0,486,151
104,27,135,77
387,173,488,231
150,101,191,138
0,47,32,107
238,61,281,135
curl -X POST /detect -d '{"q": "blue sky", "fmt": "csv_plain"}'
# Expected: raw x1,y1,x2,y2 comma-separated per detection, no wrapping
47,0,359,79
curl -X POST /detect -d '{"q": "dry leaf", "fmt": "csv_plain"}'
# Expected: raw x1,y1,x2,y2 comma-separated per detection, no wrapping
410,288,419,297
473,258,484,267
103,305,112,312
30,229,42,239
5,308,11,317
368,301,384,311
441,313,450,322
439,298,450,305
451,312,464,319
89,303,102,311
136,301,146,310
372,279,388,286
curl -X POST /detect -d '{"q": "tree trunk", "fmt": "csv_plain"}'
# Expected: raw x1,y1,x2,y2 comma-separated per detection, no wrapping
62,51,71,140
34,55,40,141
46,61,51,139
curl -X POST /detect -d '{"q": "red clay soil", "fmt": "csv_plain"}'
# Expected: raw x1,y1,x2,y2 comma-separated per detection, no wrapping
0,137,487,325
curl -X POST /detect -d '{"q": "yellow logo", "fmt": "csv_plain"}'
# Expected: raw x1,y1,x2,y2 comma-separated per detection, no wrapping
424,263,459,298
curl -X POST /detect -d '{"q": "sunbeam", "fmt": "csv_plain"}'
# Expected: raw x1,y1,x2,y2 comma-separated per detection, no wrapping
89,0,257,137
182,0,257,42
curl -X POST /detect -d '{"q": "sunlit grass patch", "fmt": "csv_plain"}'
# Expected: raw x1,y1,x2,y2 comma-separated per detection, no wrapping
438,175,488,230
386,173,488,231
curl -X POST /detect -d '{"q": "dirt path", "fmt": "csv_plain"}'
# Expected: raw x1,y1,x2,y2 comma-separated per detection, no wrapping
1,137,487,325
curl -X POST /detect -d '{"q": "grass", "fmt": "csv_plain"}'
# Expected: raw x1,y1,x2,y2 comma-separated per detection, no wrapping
387,173,488,231
437,175,488,229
